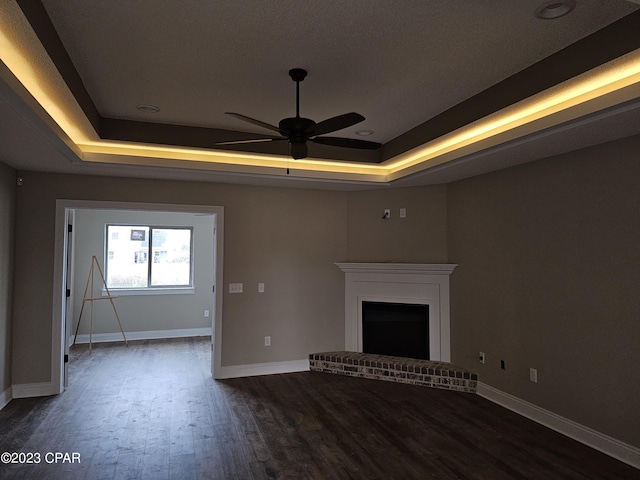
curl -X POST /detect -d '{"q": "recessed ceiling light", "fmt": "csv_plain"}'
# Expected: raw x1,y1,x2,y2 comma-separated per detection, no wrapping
136,104,160,113
534,0,576,20
356,129,374,136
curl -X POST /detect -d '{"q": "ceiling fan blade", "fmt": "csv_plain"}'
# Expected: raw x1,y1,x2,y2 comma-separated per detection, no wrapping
312,136,381,150
215,137,286,146
306,112,365,137
290,142,308,160
225,112,282,134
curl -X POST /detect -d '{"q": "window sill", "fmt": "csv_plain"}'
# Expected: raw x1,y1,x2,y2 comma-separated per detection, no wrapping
102,287,195,297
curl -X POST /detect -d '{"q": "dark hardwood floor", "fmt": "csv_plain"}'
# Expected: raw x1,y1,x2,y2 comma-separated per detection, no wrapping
0,338,637,480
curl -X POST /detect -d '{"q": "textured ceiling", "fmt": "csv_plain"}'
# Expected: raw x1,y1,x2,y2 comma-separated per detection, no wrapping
1,0,640,188
41,0,638,141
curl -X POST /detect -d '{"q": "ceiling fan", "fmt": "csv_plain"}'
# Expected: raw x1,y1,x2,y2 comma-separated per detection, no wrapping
216,68,381,160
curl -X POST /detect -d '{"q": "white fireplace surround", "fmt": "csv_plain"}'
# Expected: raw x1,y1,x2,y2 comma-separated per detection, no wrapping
336,263,457,362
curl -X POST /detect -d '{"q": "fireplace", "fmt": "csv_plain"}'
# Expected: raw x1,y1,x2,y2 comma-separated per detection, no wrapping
362,301,429,359
336,263,456,362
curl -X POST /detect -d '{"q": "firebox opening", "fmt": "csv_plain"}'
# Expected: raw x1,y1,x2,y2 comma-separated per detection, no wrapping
362,301,429,360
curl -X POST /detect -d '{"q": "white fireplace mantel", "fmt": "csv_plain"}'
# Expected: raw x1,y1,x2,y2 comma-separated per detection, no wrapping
336,263,457,362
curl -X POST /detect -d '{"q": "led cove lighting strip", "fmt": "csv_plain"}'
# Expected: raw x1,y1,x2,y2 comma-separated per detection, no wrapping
386,51,640,174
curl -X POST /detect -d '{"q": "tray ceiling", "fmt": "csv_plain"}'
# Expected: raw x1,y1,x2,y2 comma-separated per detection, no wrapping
1,1,640,188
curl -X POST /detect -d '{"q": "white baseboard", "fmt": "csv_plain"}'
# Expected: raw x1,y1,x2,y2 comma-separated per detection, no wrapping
477,382,640,469
12,382,57,399
0,386,12,410
215,359,310,380
72,327,212,345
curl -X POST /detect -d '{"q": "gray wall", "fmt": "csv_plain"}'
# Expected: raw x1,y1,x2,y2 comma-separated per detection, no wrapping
11,172,448,382
347,185,448,263
0,162,15,397
447,135,640,448
72,209,214,336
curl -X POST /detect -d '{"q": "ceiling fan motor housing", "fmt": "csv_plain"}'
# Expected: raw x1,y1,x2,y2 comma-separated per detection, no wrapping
279,117,316,136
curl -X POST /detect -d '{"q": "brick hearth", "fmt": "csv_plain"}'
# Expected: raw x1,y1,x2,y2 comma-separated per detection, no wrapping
309,351,478,393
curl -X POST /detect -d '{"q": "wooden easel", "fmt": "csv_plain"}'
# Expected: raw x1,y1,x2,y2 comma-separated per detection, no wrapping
73,256,128,353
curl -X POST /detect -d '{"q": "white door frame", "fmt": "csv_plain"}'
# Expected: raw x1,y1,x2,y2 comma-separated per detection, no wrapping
63,208,75,388
52,199,224,394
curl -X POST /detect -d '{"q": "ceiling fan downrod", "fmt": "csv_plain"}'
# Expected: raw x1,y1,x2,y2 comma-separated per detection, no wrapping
288,68,307,118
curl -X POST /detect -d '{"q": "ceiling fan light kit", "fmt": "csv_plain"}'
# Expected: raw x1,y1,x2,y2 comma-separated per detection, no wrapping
218,68,381,160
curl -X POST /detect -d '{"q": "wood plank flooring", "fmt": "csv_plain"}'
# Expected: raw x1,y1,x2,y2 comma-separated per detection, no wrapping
0,337,637,479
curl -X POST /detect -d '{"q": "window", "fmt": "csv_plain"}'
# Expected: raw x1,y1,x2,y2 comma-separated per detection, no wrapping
106,225,193,289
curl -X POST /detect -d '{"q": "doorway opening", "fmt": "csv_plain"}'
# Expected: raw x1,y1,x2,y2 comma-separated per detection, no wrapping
53,200,224,394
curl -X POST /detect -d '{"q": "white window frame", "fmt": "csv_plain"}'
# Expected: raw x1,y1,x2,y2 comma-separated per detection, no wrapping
105,224,194,295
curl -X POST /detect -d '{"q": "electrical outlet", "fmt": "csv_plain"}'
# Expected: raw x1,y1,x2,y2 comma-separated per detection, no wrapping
258,283,265,293
399,208,407,218
204,309,210,318
383,208,391,219
530,368,538,383
264,336,271,347
479,352,485,364
500,359,506,370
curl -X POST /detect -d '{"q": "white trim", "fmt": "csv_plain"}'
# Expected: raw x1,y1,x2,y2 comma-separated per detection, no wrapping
216,359,310,379
12,382,57,399
52,205,68,395
0,387,12,410
72,327,212,345
212,210,224,380
477,382,640,469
